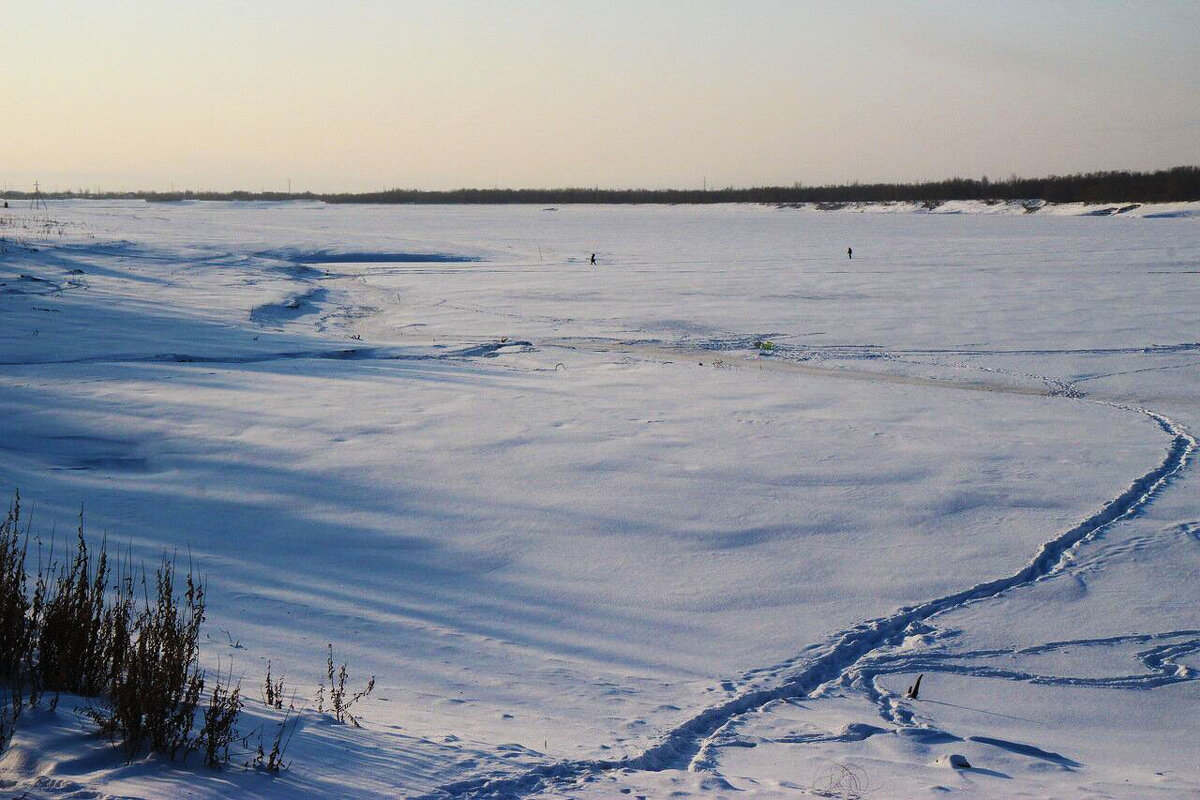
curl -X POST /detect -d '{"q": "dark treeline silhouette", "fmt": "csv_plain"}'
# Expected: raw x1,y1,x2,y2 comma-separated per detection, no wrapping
5,167,1198,206
327,167,1200,205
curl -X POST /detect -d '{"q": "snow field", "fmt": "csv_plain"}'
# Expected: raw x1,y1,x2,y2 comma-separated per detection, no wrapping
0,200,1197,798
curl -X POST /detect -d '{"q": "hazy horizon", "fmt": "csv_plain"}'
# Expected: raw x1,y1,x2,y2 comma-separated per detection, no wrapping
4,165,1199,198
5,1,1199,194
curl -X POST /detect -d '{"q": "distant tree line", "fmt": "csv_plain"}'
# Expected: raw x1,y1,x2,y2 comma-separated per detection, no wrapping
5,166,1198,205
324,167,1200,205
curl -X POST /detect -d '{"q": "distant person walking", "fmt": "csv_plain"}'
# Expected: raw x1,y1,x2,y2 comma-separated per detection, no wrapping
590,253,597,266
847,247,853,259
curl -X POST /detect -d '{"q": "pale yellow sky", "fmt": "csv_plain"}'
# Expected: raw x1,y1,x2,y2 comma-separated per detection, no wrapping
4,1,1199,192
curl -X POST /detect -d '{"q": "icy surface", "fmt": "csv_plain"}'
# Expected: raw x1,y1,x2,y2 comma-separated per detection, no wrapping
0,201,1197,798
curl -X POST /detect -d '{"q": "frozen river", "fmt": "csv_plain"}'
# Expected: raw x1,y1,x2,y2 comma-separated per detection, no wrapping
1,201,1198,799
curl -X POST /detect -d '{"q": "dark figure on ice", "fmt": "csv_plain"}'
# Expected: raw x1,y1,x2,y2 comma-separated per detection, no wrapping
847,247,853,259
590,253,597,265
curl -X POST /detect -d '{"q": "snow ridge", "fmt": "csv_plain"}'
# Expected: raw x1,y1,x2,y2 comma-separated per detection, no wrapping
425,406,1194,798
0,341,532,367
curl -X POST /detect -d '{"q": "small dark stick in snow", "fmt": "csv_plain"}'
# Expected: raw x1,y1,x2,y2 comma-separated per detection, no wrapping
905,673,923,699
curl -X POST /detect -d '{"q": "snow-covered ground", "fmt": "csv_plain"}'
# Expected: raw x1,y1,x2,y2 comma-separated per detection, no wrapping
0,200,1197,799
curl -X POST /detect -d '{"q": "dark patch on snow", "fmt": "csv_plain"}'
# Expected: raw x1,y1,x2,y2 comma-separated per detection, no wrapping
896,727,962,745
968,735,1081,767
250,288,328,324
259,249,481,264
1143,210,1200,219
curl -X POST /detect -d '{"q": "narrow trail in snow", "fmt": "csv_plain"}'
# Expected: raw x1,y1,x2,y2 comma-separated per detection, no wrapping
852,627,1200,733
423,340,1196,800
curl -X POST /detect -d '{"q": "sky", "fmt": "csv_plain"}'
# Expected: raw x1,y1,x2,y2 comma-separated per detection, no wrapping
3,0,1199,193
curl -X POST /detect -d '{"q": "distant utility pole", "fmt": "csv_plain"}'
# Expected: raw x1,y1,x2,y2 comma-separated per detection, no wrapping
288,178,292,194
703,175,707,192
30,181,47,210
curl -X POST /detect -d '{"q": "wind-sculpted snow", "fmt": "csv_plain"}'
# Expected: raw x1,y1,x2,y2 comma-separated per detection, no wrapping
0,341,533,367
426,408,1194,797
2,201,1199,799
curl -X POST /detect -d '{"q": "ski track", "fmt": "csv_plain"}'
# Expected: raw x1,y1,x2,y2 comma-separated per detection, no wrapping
421,354,1196,799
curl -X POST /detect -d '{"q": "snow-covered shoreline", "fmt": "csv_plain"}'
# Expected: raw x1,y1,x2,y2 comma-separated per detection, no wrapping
769,198,1200,218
